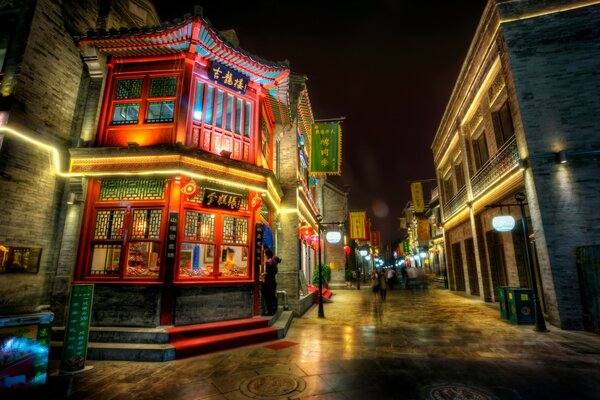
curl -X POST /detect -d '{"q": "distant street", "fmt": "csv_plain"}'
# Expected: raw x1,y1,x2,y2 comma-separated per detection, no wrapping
34,286,600,399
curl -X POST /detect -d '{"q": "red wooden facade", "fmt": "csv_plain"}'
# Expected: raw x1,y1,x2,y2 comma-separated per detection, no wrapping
71,15,289,325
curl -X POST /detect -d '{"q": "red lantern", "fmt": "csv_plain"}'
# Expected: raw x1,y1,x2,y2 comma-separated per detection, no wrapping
344,245,351,255
251,194,262,209
181,180,199,197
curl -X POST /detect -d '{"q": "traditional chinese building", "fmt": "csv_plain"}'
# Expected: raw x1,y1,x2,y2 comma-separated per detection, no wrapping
70,9,297,327
431,0,600,330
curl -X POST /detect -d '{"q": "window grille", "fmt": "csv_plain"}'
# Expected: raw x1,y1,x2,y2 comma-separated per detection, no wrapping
99,178,165,201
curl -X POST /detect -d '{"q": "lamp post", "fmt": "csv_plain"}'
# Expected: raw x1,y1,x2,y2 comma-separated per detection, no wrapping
315,216,346,319
515,192,548,332
316,215,325,318
486,192,548,332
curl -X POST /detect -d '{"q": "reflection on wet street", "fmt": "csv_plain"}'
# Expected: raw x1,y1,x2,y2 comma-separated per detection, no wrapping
32,286,600,399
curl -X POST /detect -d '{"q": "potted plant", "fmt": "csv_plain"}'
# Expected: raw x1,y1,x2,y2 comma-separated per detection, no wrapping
312,264,331,288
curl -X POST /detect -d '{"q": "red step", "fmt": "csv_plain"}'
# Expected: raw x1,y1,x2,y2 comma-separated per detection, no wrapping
166,317,269,339
171,327,279,358
166,317,278,358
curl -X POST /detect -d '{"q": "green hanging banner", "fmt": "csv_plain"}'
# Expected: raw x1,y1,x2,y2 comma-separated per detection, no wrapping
310,122,341,175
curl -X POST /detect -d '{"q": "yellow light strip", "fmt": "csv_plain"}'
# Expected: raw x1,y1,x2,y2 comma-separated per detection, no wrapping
437,132,460,169
471,169,523,212
462,58,501,123
1,127,68,177
297,195,318,228
72,154,267,183
500,1,600,24
0,126,281,210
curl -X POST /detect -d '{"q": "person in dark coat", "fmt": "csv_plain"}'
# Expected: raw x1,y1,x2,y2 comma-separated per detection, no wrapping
262,249,280,315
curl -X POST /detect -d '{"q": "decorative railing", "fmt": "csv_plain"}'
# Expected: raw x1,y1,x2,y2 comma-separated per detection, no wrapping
471,136,519,198
442,185,467,220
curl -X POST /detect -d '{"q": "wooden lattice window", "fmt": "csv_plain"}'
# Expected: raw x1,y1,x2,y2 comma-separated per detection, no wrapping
99,178,165,201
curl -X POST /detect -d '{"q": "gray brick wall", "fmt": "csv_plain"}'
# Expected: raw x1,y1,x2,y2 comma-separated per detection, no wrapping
502,4,600,329
0,0,162,320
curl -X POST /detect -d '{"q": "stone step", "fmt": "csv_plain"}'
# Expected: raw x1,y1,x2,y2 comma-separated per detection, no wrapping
50,309,294,362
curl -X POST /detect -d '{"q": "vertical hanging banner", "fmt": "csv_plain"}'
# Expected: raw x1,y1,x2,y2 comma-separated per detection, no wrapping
371,231,380,248
310,122,341,175
411,182,425,212
402,240,410,255
348,211,367,240
417,219,431,241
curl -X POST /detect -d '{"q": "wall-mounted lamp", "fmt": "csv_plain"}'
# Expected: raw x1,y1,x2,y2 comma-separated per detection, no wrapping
555,150,567,164
127,141,139,148
66,192,81,205
220,149,232,158
517,158,528,171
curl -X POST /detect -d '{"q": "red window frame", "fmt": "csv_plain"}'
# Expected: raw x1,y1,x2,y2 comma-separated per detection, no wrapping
78,180,169,283
189,74,256,163
176,197,253,283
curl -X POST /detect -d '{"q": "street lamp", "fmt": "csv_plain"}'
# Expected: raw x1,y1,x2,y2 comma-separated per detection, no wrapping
316,215,346,319
515,192,548,332
487,192,548,332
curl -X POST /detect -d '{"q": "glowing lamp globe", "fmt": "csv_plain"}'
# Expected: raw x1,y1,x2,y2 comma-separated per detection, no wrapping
492,215,516,232
325,231,342,244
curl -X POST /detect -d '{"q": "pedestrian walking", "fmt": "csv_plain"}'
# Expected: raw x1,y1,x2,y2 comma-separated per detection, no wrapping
400,266,408,289
407,265,418,288
371,270,380,297
386,268,396,290
261,249,280,315
378,268,388,300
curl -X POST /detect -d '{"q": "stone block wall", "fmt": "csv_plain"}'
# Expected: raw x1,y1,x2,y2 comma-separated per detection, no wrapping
174,286,253,326
501,3,600,329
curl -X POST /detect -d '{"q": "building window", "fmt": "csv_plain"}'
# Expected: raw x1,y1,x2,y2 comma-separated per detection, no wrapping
472,132,489,170
89,208,164,278
442,175,453,201
192,79,254,161
110,75,177,125
260,119,271,167
492,101,515,148
178,211,249,280
454,161,465,190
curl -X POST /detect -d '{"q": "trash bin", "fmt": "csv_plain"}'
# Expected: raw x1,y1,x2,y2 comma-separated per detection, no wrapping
497,286,510,320
0,311,54,389
506,288,535,325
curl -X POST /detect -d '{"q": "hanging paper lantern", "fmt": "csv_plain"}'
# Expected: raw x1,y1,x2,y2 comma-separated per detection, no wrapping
181,180,199,197
344,245,351,255
251,193,262,209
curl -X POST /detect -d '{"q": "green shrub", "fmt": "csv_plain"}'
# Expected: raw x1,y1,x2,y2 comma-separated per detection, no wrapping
312,264,331,285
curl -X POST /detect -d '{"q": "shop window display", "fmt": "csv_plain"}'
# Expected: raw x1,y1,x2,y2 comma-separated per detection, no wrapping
178,211,249,279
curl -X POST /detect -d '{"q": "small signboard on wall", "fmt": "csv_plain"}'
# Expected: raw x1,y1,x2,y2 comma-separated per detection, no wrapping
60,284,94,374
0,246,42,273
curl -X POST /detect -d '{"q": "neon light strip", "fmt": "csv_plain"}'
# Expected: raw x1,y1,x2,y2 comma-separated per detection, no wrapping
1,126,282,209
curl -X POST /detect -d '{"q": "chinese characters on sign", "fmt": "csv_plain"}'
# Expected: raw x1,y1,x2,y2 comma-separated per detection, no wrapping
370,231,380,247
254,223,264,277
60,284,94,373
411,182,425,213
310,122,341,175
417,219,431,241
209,61,249,94
166,213,179,261
402,240,410,255
348,211,367,240
202,189,243,210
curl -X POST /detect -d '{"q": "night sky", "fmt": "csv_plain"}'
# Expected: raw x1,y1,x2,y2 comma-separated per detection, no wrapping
154,0,487,244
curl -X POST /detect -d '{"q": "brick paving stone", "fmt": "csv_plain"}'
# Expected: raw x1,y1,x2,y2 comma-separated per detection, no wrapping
7,287,600,400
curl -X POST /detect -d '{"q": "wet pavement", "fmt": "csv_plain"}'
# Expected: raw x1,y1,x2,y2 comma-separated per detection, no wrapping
14,286,600,399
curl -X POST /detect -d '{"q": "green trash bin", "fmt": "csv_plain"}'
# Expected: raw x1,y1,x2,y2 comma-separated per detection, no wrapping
506,288,535,325
497,286,510,320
